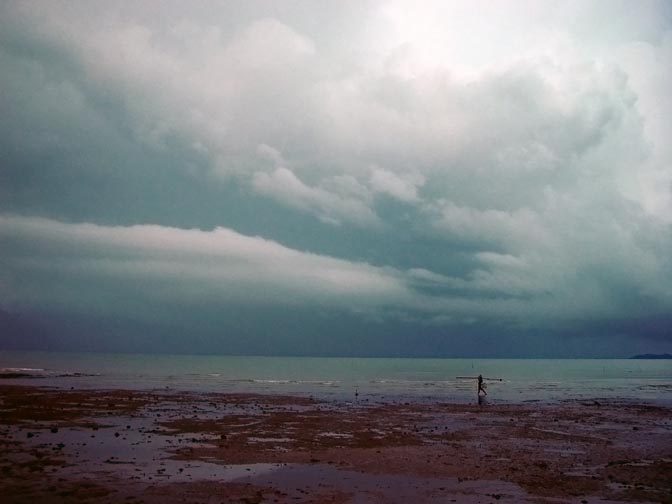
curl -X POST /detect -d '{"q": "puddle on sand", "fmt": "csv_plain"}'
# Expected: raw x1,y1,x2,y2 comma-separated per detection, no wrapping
8,423,601,503
247,437,294,443
232,463,529,504
7,417,242,484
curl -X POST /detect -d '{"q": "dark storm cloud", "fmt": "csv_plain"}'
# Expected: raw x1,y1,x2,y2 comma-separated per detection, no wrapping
1,0,671,355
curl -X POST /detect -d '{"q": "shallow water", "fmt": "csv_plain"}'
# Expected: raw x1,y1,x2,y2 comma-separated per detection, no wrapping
1,351,670,404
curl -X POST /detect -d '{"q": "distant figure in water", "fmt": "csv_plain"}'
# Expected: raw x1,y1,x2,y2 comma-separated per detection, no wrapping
477,374,487,396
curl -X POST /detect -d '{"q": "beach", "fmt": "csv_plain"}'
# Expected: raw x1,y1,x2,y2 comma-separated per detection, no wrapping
1,384,670,503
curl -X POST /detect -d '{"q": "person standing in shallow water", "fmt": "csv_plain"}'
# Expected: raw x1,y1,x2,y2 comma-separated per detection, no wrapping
477,374,487,396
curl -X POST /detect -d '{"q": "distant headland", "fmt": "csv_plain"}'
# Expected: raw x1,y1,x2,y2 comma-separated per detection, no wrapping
630,353,672,359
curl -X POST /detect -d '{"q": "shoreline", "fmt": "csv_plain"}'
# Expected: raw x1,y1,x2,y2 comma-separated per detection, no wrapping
1,384,671,503
2,352,671,407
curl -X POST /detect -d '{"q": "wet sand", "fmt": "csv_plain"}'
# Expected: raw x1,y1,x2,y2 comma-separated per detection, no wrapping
1,384,670,503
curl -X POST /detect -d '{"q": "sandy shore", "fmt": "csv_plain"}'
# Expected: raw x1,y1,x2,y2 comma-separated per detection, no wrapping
1,384,670,503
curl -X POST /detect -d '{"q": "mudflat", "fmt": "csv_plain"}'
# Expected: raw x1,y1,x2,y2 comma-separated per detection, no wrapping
1,384,670,503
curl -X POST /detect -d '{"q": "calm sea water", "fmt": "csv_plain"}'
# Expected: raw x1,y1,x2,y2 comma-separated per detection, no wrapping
1,351,670,405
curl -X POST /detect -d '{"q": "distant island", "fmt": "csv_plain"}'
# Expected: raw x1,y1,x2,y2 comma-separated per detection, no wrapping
630,353,672,359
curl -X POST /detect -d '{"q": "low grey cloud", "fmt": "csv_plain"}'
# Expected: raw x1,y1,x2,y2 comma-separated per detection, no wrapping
2,214,669,334
0,216,412,315
1,0,671,355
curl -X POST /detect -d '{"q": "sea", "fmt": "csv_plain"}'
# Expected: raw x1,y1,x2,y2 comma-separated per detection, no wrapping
1,351,670,405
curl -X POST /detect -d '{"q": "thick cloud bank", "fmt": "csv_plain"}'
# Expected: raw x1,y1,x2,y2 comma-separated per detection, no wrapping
1,214,669,332
1,1,671,355
0,215,411,314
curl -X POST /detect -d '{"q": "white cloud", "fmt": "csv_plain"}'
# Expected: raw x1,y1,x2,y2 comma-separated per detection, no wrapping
0,215,406,315
370,166,424,202
256,143,286,166
426,200,549,248
252,167,380,227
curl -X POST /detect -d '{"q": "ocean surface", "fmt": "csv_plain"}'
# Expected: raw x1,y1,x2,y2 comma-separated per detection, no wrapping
1,351,670,405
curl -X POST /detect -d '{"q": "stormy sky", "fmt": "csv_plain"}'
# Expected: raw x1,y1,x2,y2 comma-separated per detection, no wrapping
1,0,671,357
